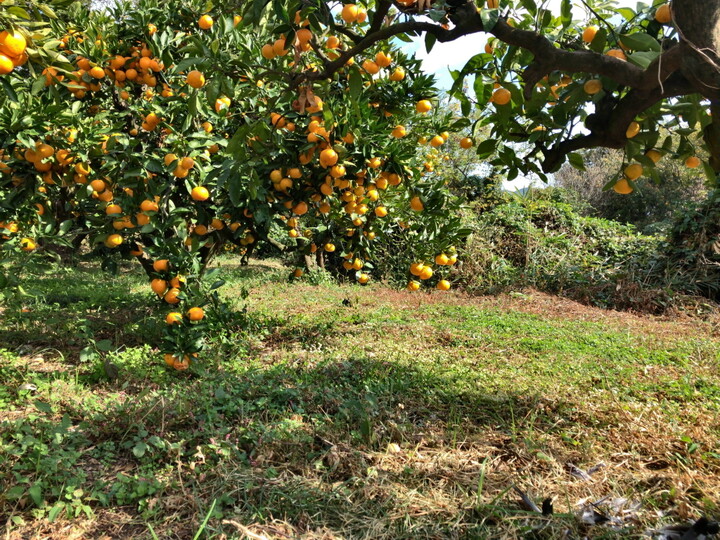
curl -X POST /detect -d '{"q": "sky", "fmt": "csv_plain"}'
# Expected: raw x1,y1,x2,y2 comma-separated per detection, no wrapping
401,0,638,190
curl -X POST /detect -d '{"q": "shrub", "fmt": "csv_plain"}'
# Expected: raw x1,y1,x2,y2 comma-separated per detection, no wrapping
661,189,720,301
454,194,674,311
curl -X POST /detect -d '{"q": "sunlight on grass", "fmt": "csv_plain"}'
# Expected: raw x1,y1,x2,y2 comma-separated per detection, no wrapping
1,258,719,538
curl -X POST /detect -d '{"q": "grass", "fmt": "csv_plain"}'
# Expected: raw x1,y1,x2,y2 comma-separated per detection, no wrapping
1,256,719,538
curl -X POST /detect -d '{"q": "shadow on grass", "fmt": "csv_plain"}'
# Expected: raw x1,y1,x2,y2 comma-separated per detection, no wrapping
217,260,287,277
0,260,292,356
1,353,580,539
0,269,166,357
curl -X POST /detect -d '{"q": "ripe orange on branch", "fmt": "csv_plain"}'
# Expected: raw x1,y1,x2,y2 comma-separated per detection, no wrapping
320,148,339,167
583,79,602,94
582,26,598,43
105,234,123,248
613,178,633,194
645,149,662,163
390,67,405,81
187,307,205,321
341,4,359,23
362,59,379,74
391,125,407,138
153,259,169,272
198,15,214,29
166,312,183,324
416,100,432,113
492,88,511,105
191,186,210,201
20,238,36,251
606,48,627,61
0,30,27,58
407,280,421,291
430,135,444,148
186,70,205,88
0,55,14,75
626,121,640,138
375,51,392,68
164,288,181,304
685,156,701,168
655,4,672,23
624,163,643,180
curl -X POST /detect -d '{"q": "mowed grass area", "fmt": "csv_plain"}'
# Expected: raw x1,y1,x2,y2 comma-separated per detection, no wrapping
1,257,719,539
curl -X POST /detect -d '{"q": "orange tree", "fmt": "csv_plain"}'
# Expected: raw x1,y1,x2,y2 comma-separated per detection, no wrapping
5,0,716,367
236,0,717,193
0,0,467,367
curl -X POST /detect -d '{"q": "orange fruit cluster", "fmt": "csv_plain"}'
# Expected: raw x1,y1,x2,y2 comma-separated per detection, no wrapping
0,30,28,76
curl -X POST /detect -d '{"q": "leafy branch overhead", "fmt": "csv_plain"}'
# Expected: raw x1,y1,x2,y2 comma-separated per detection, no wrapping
0,0,716,364
255,0,720,180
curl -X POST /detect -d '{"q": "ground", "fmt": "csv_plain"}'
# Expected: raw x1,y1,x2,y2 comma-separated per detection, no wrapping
1,257,719,539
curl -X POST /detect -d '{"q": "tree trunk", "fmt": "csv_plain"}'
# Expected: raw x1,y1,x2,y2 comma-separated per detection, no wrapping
674,1,720,100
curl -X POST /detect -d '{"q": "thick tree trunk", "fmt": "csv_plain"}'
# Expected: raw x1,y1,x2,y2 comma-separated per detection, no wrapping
674,1,720,100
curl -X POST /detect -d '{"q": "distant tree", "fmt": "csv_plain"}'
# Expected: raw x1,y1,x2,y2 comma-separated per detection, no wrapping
423,99,505,207
555,147,708,232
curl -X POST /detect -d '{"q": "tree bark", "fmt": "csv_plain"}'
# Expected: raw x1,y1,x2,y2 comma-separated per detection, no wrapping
673,0,720,100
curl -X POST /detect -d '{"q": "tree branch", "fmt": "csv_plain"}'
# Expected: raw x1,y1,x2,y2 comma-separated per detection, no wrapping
290,4,681,99
329,17,363,44
490,20,642,99
540,72,695,172
291,18,482,88
369,0,393,35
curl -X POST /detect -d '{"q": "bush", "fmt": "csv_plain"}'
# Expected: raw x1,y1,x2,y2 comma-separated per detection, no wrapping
661,189,720,301
555,147,708,234
454,194,682,311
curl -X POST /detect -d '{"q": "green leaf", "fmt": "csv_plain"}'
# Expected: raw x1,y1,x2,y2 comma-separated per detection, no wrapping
617,7,636,21
79,347,96,362
95,339,113,352
227,124,250,156
48,503,64,522
7,6,31,19
476,138,496,159
0,78,18,103
34,400,53,413
480,9,499,32
568,152,585,170
37,4,58,18
424,32,436,54
474,78,491,105
133,442,148,458
560,0,572,28
620,33,661,52
589,27,607,53
627,51,659,69
31,77,46,95
172,57,204,74
702,161,718,185
28,485,43,507
227,176,243,206
348,67,362,101
519,0,536,16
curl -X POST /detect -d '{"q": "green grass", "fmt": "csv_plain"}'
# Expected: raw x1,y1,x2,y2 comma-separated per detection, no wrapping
1,256,719,538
